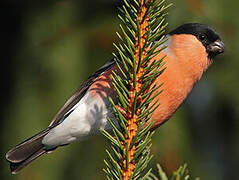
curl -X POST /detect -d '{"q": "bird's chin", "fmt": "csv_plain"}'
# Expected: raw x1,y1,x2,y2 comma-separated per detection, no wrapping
205,57,213,70
208,53,215,61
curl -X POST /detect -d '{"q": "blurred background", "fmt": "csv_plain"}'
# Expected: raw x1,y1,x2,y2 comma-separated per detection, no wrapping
1,0,238,179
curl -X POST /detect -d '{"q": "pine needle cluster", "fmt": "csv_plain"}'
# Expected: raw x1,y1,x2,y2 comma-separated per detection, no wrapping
101,0,171,179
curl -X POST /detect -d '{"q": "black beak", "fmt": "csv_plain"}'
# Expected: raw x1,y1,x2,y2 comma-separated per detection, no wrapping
208,39,225,55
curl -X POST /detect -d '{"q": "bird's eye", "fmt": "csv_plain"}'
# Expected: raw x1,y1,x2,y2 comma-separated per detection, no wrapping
198,34,206,41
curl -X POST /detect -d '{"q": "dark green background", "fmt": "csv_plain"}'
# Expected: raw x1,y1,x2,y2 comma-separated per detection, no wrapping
1,0,238,180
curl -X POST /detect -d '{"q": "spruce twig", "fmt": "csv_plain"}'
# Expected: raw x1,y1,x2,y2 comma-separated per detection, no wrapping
102,0,172,179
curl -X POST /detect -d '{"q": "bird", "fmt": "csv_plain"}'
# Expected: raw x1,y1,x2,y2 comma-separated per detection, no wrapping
5,23,224,174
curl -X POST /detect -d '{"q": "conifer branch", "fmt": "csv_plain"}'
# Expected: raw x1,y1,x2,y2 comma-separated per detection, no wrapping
102,0,172,179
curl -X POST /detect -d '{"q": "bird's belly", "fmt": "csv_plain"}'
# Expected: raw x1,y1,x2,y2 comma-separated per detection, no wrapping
42,92,114,148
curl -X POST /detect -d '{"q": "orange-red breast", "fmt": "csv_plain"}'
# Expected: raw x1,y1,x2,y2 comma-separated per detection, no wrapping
6,23,224,174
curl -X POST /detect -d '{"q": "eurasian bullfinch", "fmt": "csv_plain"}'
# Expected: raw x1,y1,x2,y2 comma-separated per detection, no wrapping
6,23,224,174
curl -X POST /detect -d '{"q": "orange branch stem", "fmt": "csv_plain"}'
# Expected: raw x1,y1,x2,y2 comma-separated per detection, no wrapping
122,0,150,179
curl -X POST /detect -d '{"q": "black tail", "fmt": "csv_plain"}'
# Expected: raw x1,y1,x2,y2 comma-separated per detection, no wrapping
6,128,51,174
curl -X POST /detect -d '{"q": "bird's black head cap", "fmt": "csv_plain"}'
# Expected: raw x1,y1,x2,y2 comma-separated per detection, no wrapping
169,23,224,59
